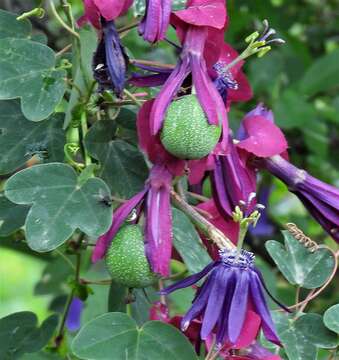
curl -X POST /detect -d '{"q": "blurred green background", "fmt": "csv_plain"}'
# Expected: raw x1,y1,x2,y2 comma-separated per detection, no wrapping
0,0,338,327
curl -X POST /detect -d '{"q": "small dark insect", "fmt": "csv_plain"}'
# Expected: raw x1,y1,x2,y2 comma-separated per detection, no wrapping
93,189,113,207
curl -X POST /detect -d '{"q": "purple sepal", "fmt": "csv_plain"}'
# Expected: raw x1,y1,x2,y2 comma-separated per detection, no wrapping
129,72,170,88
228,270,250,343
265,155,339,242
92,20,127,96
66,297,83,332
159,261,219,295
103,20,127,96
211,140,256,218
249,271,281,346
200,267,231,339
92,188,148,262
138,0,171,43
145,164,173,276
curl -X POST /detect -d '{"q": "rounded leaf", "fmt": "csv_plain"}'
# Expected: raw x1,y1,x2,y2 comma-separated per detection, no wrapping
72,312,198,360
324,304,339,334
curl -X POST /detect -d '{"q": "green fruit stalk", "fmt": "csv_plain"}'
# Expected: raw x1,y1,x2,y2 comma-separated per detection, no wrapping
161,94,221,160
105,225,157,288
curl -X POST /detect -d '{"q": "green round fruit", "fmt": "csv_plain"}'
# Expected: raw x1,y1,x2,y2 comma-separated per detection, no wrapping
160,94,221,160
105,225,157,288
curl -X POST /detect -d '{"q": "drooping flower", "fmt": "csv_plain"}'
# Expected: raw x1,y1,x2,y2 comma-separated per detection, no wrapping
79,0,132,96
92,163,173,276
150,0,228,136
211,104,288,219
65,297,84,332
161,248,287,346
211,137,257,219
138,0,172,43
264,155,339,242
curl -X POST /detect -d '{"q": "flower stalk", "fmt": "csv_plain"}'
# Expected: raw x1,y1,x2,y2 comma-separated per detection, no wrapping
170,190,235,250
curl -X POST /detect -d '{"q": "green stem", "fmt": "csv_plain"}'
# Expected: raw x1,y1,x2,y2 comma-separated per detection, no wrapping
56,289,75,344
80,112,92,167
236,222,249,253
123,89,143,107
171,190,235,250
48,0,79,39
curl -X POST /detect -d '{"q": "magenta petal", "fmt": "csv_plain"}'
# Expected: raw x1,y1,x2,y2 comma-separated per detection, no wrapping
82,0,101,29
91,188,148,262
237,115,288,158
174,0,227,29
188,154,215,185
145,166,173,277
93,0,133,21
150,59,190,135
191,54,226,127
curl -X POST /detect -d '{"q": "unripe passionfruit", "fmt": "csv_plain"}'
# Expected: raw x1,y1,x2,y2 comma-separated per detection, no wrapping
160,95,221,160
105,225,157,288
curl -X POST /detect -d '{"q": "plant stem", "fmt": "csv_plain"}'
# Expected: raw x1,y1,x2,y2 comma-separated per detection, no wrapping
130,58,175,70
55,288,75,346
48,0,80,39
55,235,83,347
170,190,235,250
123,89,143,107
117,19,139,34
80,112,92,167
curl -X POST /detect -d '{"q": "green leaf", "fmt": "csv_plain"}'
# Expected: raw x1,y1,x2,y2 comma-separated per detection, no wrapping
0,38,66,121
273,312,317,360
265,230,335,288
115,108,138,145
0,192,28,237
64,27,97,128
108,284,159,326
4,163,113,252
0,10,32,40
72,312,198,360
295,313,338,348
172,208,211,274
0,100,66,175
324,304,339,334
34,257,74,295
300,49,339,96
0,312,58,359
84,120,148,198
273,89,317,129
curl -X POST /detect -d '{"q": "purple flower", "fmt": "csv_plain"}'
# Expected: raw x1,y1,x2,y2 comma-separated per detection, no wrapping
138,0,172,43
211,138,257,218
161,248,287,346
264,155,339,242
93,20,127,96
66,297,84,332
92,164,173,276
